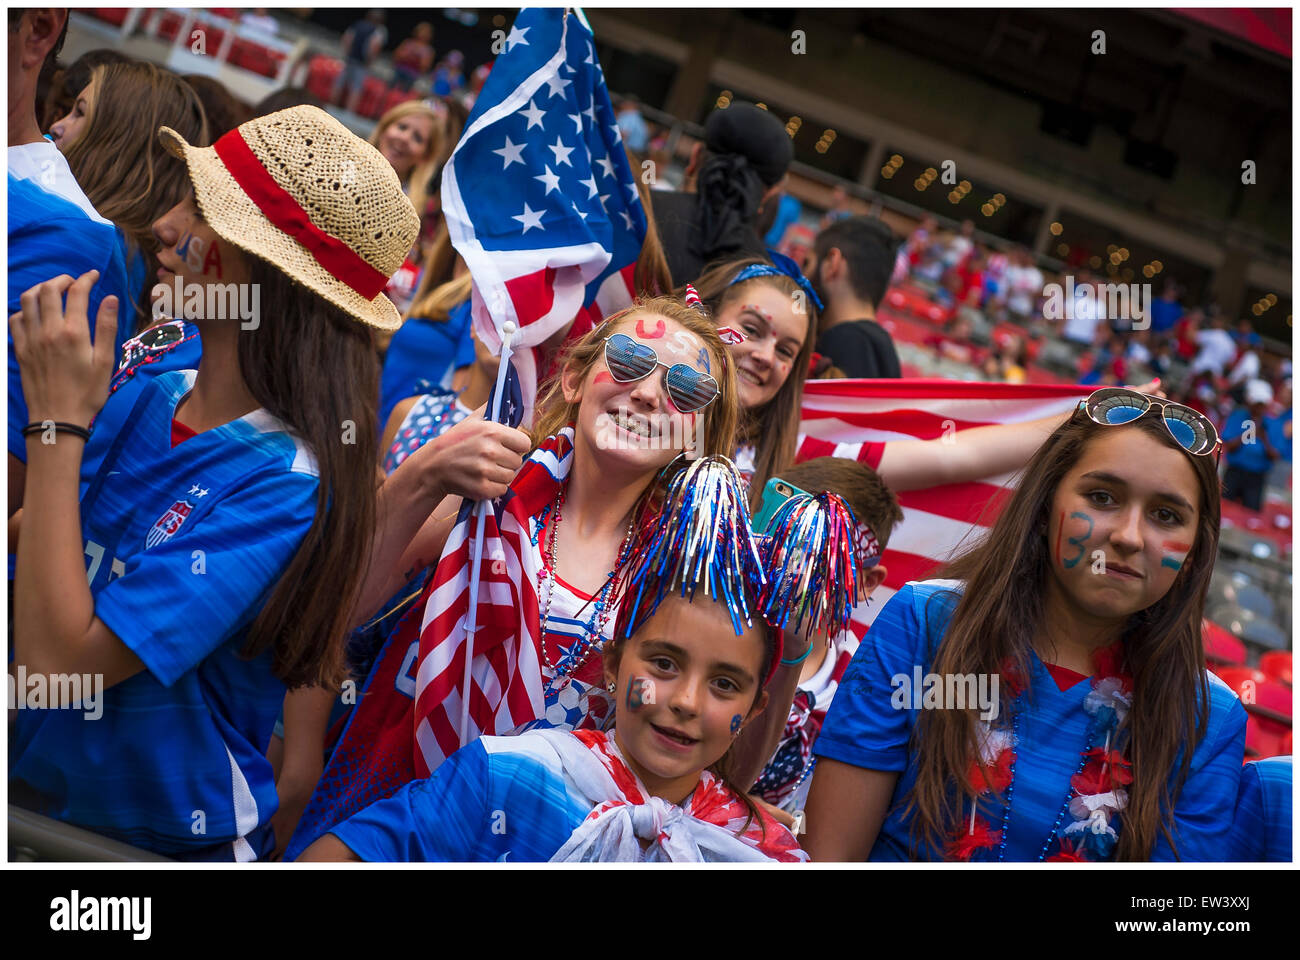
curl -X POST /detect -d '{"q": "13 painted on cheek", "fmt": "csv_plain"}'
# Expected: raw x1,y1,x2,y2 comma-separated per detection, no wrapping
1055,510,1095,570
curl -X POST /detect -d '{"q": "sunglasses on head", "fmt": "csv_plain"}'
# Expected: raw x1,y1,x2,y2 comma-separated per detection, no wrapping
1078,387,1221,459
602,332,720,414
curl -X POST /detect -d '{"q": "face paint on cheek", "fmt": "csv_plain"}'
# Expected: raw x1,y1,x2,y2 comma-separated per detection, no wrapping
696,347,711,374
635,316,666,340
730,714,742,735
201,240,223,280
1061,511,1095,569
592,370,615,386
176,232,194,262
1161,539,1191,571
626,677,654,711
184,235,206,273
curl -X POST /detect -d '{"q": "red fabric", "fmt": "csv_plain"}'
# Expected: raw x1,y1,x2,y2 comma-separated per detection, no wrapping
170,418,198,448
213,128,390,299
1044,662,1088,692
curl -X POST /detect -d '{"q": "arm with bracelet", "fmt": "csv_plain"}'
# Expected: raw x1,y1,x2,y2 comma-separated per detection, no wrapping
9,271,145,688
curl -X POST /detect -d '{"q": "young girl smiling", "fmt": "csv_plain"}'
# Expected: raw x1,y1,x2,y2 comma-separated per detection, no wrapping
802,389,1247,861
299,458,805,862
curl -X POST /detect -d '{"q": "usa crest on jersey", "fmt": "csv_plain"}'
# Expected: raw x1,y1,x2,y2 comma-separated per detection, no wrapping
146,500,194,549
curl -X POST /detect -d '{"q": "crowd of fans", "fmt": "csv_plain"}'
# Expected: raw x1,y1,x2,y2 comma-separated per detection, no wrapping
6,9,1289,865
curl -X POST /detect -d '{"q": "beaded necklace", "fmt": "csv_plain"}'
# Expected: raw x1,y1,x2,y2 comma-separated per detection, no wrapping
947,656,1133,862
535,488,635,693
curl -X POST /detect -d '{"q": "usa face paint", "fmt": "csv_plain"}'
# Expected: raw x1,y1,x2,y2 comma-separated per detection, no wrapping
635,316,666,340
626,677,654,710
1161,539,1191,572
730,714,742,735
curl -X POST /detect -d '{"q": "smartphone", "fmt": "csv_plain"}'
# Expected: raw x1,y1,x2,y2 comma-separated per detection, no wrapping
751,477,810,534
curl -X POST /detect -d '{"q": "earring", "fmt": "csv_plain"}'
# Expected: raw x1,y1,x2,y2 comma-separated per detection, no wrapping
607,682,616,694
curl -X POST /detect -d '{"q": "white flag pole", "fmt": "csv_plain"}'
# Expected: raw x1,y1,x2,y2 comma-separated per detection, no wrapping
458,320,519,744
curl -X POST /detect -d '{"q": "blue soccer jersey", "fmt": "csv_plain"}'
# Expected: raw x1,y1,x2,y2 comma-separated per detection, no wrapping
10,370,320,859
814,580,1248,862
327,735,593,862
8,167,132,462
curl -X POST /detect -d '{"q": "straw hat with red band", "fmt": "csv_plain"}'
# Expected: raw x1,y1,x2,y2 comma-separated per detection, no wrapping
158,104,420,331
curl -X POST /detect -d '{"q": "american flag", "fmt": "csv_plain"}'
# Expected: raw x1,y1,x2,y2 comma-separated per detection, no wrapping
795,379,1092,638
442,7,645,410
411,382,575,777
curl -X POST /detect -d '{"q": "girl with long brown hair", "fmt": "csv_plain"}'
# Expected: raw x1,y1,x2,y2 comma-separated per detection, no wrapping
801,391,1247,861
52,59,210,337
9,105,420,860
282,294,739,856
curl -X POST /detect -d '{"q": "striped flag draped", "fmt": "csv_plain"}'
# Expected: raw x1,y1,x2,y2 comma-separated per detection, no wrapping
412,427,575,778
442,7,645,411
795,379,1092,637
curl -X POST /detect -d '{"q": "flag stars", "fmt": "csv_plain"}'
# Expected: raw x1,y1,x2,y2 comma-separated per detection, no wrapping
534,165,562,195
619,210,635,230
571,200,589,221
544,73,573,100
506,25,530,51
513,202,545,233
548,136,575,167
493,136,526,169
595,154,616,179
626,182,640,203
579,174,599,199
569,113,584,136
517,99,546,131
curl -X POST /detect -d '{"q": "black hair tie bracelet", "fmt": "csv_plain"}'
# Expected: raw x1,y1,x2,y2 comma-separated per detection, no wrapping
22,421,91,442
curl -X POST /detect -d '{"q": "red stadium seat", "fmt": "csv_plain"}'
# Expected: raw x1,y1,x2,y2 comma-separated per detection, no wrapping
380,87,418,115
1203,619,1247,667
153,10,184,43
230,39,284,79
356,76,388,119
1215,666,1267,703
1258,651,1292,687
305,55,343,104
1245,714,1290,761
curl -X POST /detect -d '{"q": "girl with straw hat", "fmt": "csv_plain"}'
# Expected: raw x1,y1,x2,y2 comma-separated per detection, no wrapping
8,105,526,860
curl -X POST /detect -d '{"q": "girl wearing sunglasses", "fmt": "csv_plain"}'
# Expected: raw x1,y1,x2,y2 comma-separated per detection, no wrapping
688,257,1162,498
802,389,1246,861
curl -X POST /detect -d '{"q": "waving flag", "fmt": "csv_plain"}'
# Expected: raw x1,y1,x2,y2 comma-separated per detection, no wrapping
795,379,1092,637
442,7,646,410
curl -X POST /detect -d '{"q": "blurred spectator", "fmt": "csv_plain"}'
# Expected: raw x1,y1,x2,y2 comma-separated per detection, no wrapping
1190,313,1238,377
650,101,793,287
805,215,903,379
432,50,465,97
927,313,983,367
615,94,649,155
1221,379,1281,511
239,8,279,37
1233,317,1263,350
947,219,975,266
763,191,802,247
1174,307,1202,360
818,184,853,230
1002,246,1044,321
40,47,128,133
1060,274,1102,346
1149,279,1183,334
183,74,251,138
335,10,387,113
392,21,435,92
1266,380,1293,466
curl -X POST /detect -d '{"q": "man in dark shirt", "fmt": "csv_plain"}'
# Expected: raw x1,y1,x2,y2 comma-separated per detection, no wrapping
650,102,793,287
803,216,902,379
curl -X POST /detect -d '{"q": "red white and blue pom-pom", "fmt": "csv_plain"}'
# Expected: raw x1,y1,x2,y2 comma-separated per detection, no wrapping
620,455,765,639
756,492,860,640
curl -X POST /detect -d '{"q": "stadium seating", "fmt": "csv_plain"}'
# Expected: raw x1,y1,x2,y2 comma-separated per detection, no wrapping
1258,650,1292,686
